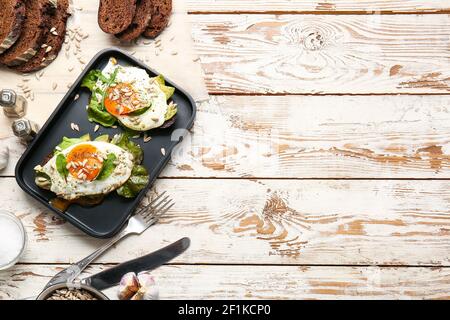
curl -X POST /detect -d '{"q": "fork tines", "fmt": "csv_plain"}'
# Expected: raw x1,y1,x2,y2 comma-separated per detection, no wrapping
135,191,174,222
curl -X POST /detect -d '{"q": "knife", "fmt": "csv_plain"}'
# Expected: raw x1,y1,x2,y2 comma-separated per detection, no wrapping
80,237,190,290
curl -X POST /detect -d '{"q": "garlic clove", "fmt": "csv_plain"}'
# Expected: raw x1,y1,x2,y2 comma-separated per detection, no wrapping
0,145,9,171
130,288,145,300
117,272,140,300
136,272,159,300
137,272,156,287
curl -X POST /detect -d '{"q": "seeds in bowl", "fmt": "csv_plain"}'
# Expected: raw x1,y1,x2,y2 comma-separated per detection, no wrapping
46,288,98,300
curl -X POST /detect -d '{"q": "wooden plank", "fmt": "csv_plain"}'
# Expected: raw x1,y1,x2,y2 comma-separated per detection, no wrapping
3,95,450,178
191,14,450,94
187,0,450,13
1,264,449,300
3,178,449,266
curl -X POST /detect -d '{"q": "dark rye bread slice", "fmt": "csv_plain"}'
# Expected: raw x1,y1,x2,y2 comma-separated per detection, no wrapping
0,0,56,67
0,0,26,55
14,0,71,73
115,0,152,41
142,0,172,39
98,0,137,34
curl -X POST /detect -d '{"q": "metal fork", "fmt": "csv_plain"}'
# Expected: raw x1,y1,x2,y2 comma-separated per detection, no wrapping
44,191,174,289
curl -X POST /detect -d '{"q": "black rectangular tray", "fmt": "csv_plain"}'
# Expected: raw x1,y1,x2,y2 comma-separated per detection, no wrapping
15,48,196,238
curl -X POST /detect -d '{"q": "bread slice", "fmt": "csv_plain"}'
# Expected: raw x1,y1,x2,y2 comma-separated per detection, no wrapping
98,0,137,34
0,0,26,55
14,0,70,73
115,0,153,41
142,0,172,39
0,0,56,67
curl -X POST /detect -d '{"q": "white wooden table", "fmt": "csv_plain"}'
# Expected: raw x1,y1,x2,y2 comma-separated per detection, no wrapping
0,0,449,299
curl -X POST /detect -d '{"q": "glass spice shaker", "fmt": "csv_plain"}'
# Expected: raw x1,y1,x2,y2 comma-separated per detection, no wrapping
0,89,27,118
12,118,40,143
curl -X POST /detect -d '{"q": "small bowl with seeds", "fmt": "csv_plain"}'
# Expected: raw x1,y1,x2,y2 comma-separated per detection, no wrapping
37,283,109,300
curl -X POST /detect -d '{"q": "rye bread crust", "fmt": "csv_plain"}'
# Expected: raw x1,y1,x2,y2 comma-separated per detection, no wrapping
142,0,172,39
98,0,137,34
115,0,153,41
14,0,71,73
0,0,56,67
0,0,26,55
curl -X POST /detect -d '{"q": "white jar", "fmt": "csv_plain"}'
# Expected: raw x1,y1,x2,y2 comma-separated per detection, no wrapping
0,210,27,270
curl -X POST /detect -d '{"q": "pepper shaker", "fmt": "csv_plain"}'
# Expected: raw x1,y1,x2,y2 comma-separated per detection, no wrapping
0,89,27,118
12,118,39,144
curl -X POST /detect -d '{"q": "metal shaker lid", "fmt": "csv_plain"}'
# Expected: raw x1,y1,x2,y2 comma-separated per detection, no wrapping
0,89,17,107
12,119,32,138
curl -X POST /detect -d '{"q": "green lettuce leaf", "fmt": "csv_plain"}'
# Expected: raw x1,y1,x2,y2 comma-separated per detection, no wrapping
56,154,69,179
153,75,175,100
87,97,116,127
111,133,143,165
116,165,149,198
94,134,110,142
96,153,117,180
81,70,108,91
83,68,119,127
55,134,90,153
164,103,177,121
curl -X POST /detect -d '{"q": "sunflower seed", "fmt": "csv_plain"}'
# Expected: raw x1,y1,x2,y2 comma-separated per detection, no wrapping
70,123,80,131
161,148,166,156
143,134,152,143
94,125,99,132
52,83,58,90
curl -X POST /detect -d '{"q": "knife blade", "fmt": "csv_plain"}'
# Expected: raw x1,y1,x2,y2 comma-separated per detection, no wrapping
81,237,190,291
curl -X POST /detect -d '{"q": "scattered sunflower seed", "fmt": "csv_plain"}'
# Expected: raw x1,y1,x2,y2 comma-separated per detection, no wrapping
52,83,57,90
70,123,80,131
161,148,166,156
143,134,151,143
74,94,80,101
94,125,99,132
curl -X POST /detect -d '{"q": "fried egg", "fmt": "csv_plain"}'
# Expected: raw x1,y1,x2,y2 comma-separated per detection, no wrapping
101,59,168,131
35,141,134,200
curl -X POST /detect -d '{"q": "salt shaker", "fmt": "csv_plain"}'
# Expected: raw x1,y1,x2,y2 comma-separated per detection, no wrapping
12,118,39,143
0,89,27,118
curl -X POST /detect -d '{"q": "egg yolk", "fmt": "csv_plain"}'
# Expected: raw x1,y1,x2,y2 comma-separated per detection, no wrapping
104,83,145,116
66,144,103,181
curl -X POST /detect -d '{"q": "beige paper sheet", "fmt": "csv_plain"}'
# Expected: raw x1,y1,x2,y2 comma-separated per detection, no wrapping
0,0,208,137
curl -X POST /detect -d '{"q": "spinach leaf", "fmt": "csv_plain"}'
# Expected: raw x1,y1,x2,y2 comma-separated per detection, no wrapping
116,165,149,198
56,154,69,179
111,133,143,165
96,153,117,180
